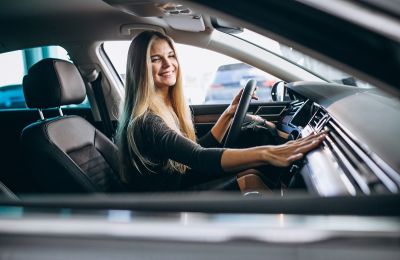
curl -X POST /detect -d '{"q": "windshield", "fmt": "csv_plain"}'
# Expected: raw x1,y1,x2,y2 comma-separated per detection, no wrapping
234,29,374,88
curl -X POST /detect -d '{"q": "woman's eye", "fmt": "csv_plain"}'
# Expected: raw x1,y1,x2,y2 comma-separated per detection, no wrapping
151,57,160,62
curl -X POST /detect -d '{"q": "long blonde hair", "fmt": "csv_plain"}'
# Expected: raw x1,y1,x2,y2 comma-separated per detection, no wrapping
116,31,196,183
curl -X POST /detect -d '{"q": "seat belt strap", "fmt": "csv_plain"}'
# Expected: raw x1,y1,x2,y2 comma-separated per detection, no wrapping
91,72,115,141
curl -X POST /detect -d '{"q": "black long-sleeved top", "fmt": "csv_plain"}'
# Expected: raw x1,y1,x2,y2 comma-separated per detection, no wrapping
124,113,227,192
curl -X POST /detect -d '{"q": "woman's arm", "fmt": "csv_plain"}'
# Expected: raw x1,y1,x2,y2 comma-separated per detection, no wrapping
140,113,325,176
221,132,326,172
210,109,233,143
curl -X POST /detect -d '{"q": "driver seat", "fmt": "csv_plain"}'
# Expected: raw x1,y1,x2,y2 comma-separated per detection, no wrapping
21,58,124,193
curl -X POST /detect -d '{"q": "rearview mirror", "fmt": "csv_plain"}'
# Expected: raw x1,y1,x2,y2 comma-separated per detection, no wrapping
271,81,286,102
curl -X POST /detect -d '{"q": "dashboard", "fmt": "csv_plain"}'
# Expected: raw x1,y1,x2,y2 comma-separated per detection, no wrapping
272,82,400,196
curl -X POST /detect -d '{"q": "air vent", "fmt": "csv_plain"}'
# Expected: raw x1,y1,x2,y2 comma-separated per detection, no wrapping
320,116,399,195
309,107,329,130
287,100,304,115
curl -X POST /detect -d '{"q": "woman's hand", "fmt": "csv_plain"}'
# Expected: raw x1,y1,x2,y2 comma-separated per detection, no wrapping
246,114,276,129
260,131,326,167
211,88,259,143
225,88,258,118
220,131,326,173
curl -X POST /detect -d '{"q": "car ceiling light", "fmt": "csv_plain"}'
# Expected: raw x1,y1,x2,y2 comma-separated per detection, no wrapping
158,3,192,15
158,2,205,32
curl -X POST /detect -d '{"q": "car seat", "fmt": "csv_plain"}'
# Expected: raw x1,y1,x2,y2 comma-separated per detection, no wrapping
21,58,124,193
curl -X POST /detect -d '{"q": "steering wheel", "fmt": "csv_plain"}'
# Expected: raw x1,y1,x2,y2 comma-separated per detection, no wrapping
223,79,257,148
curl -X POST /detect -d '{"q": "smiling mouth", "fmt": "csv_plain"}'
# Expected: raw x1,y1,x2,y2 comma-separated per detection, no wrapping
159,71,175,77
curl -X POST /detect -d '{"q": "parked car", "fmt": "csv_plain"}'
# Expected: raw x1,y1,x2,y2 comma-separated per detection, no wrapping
0,84,25,109
0,0,399,259
205,63,278,103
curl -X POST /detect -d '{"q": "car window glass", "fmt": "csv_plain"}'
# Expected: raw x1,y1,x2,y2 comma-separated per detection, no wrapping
234,29,375,88
0,46,89,110
103,41,281,104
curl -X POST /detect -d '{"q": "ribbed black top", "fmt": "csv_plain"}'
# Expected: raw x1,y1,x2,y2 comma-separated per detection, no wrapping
124,113,226,192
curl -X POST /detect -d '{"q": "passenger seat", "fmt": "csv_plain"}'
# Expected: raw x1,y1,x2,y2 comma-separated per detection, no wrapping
21,58,124,193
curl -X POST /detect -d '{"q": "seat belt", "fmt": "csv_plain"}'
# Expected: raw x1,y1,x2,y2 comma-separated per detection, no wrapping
91,72,115,141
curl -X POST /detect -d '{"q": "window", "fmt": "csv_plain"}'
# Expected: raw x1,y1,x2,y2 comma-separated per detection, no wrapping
234,29,374,88
103,41,280,104
0,46,89,109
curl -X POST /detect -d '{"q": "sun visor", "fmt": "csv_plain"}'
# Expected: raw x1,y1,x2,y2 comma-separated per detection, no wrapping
103,0,205,32
163,15,205,32
120,24,165,36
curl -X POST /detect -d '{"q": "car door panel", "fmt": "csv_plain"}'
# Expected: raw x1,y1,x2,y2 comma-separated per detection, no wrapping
191,102,290,137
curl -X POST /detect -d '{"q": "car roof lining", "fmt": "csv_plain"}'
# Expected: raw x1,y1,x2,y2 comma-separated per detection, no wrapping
0,0,214,53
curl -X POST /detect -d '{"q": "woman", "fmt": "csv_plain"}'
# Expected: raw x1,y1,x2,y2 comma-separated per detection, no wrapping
116,31,325,192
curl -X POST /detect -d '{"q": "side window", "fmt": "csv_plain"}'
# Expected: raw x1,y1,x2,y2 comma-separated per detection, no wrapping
0,46,89,110
103,41,281,104
176,44,280,104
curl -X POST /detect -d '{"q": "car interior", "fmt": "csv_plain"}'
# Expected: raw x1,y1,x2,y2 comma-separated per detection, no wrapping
0,0,399,199
0,1,399,259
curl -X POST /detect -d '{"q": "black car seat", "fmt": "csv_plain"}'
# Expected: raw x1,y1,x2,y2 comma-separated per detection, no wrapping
21,58,124,193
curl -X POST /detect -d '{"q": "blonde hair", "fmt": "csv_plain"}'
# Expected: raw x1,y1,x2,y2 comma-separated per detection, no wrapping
116,31,196,183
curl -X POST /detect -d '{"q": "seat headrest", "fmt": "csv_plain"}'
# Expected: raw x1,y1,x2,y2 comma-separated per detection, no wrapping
23,58,86,109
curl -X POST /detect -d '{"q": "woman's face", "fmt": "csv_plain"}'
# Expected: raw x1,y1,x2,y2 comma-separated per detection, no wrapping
150,38,178,90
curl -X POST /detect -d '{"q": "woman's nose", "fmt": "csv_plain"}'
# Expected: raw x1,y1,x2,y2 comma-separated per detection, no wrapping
162,57,172,68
